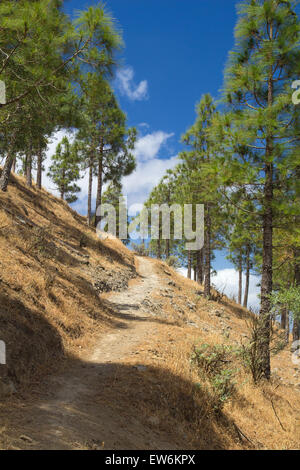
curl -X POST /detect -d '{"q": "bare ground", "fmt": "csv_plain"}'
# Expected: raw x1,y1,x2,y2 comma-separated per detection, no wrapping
1,257,184,450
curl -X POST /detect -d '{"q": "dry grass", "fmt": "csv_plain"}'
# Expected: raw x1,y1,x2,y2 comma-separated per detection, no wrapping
0,175,299,450
0,173,136,388
110,257,300,450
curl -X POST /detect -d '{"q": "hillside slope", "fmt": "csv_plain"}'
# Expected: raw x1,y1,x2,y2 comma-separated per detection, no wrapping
0,174,299,450
0,173,136,389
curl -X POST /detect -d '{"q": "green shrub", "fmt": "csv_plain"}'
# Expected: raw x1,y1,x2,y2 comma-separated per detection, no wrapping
131,242,149,256
191,343,236,410
166,256,181,268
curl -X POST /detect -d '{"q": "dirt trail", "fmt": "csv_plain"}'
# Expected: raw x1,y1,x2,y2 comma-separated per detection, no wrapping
4,257,180,450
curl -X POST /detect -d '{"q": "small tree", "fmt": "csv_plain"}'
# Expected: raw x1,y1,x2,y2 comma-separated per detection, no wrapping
48,137,81,203
102,181,129,244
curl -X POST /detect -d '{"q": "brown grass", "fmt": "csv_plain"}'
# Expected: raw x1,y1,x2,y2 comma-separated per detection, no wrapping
0,174,299,450
111,258,300,450
0,173,136,388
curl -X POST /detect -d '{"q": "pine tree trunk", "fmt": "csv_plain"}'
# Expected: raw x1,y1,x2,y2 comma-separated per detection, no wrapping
26,149,32,187
0,131,17,191
258,40,274,380
95,139,103,228
12,156,16,174
87,159,93,226
204,205,211,298
0,153,15,191
238,256,242,305
95,158,103,228
37,146,42,189
243,244,250,308
23,156,27,176
166,238,170,259
293,247,300,343
292,319,299,343
286,310,290,344
60,168,65,200
197,248,203,284
281,306,287,330
187,250,192,279
259,162,273,380
281,306,289,345
157,236,161,259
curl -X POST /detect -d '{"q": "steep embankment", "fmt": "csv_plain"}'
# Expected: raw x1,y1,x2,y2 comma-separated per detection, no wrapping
0,173,299,450
0,173,136,391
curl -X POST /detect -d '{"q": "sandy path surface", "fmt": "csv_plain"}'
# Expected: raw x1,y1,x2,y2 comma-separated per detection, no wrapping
3,257,180,450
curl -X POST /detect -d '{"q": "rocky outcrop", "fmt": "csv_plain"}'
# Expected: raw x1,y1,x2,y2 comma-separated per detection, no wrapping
90,264,136,294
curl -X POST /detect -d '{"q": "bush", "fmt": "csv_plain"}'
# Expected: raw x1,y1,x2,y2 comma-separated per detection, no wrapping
79,234,88,248
131,242,149,256
166,256,181,268
191,343,236,410
211,368,236,405
236,317,265,384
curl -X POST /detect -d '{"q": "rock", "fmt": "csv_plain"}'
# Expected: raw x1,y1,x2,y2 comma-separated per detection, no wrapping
187,302,196,310
91,265,136,294
134,365,147,372
0,378,16,398
88,440,104,450
187,322,198,328
291,343,299,353
168,280,176,287
172,305,184,314
20,435,33,443
148,416,160,426
195,290,204,296
162,293,173,298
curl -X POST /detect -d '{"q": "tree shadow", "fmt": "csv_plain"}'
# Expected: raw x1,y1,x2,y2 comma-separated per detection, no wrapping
101,299,182,328
0,292,64,387
2,357,249,450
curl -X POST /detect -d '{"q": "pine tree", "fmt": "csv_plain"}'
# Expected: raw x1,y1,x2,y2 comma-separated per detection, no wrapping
47,137,81,203
76,73,136,228
217,0,300,379
180,94,222,298
102,181,129,244
0,1,122,191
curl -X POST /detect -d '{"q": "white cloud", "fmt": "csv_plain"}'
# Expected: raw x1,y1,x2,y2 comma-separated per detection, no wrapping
32,128,177,217
211,269,260,311
177,267,260,311
121,129,177,206
138,122,150,129
123,155,178,207
134,131,174,162
116,66,148,101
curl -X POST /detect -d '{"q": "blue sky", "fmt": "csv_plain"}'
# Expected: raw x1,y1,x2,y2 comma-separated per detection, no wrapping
66,0,238,139
41,1,261,307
